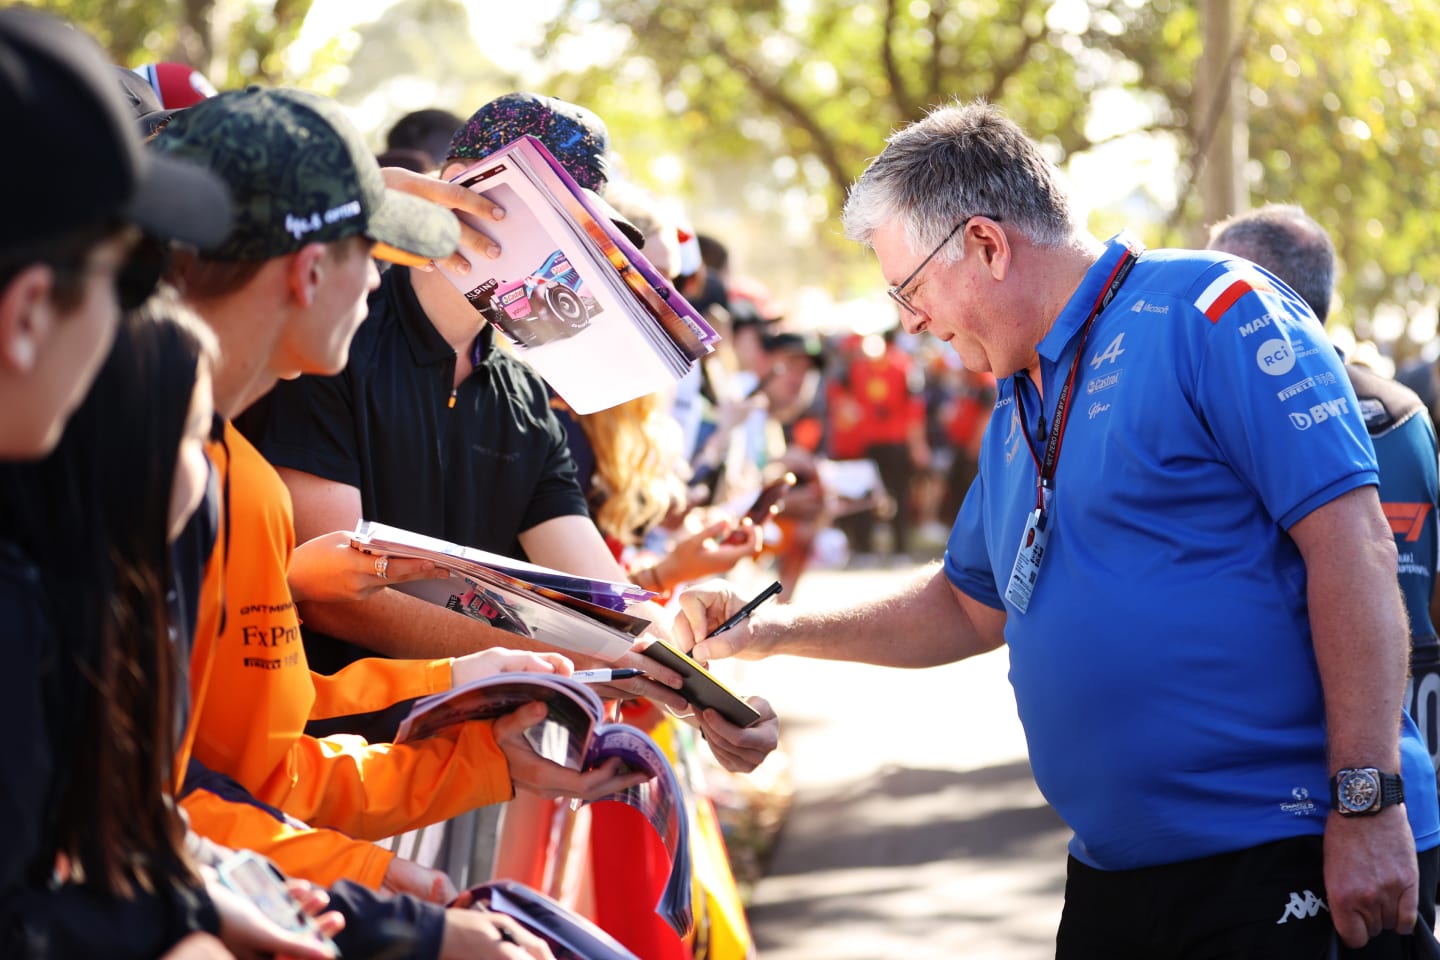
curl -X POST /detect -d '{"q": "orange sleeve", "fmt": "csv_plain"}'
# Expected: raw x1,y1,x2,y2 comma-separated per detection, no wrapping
192,425,515,841
254,721,515,842
180,784,395,890
308,656,453,721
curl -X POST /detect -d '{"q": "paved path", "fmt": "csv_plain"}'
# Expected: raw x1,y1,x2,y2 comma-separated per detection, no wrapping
722,565,1071,959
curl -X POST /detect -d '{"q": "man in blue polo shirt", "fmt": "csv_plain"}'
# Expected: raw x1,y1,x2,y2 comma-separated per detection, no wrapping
1209,202,1440,896
675,102,1435,957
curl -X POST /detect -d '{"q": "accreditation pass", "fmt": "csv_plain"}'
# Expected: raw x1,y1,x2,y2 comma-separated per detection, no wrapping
1004,489,1052,614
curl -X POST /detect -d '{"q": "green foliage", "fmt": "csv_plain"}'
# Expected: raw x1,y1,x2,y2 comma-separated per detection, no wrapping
27,0,1440,343
1241,1,1440,338
544,0,1170,297
1084,0,1440,336
217,0,316,88
14,0,168,62
20,0,315,87
549,0,1440,341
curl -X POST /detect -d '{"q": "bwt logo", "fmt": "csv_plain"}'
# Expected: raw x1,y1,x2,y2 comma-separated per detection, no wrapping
1256,338,1296,376
1289,398,1350,430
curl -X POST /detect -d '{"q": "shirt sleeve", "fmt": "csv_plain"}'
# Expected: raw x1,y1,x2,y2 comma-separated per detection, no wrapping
179,768,447,960
326,879,445,960
308,656,452,722
512,367,589,532
253,721,515,843
180,763,395,890
1188,264,1378,529
943,468,1005,609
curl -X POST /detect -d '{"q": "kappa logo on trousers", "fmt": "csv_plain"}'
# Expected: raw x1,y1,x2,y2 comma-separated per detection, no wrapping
1276,890,1329,924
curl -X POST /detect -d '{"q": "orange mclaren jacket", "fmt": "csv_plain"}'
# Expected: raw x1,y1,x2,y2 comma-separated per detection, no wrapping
179,421,513,888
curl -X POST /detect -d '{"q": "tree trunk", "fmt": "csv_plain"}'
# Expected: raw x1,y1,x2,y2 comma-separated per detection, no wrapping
1195,0,1247,243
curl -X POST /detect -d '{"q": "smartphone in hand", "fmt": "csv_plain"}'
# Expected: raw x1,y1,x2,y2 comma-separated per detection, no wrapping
216,850,336,952
722,472,797,545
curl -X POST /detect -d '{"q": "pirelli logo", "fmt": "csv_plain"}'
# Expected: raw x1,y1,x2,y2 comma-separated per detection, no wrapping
1384,502,1432,542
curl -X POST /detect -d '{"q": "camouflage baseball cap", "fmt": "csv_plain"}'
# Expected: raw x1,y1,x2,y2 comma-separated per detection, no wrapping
153,86,458,264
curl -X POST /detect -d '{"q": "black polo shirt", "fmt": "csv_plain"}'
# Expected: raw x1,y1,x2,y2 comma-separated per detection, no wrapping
236,267,588,673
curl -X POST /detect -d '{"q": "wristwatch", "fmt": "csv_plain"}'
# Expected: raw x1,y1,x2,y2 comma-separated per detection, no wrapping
1330,767,1404,816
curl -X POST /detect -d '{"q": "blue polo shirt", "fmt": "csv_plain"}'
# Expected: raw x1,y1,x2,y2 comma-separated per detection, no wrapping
945,232,1440,870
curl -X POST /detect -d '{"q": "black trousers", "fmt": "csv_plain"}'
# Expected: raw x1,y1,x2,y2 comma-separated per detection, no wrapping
1056,837,1440,960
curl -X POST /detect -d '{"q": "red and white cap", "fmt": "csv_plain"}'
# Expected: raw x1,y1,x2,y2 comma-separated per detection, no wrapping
134,61,217,109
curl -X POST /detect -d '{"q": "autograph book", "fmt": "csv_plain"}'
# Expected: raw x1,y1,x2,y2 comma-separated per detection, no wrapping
439,135,718,414
399,673,693,935
641,640,763,728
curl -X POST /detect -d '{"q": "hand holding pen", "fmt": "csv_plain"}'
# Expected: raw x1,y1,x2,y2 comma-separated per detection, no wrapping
684,580,782,663
709,580,782,637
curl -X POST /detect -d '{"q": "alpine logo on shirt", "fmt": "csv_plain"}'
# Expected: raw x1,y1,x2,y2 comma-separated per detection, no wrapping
1003,407,1023,465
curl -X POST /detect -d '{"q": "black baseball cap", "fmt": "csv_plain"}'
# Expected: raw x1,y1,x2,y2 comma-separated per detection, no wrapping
153,87,460,264
0,9,231,252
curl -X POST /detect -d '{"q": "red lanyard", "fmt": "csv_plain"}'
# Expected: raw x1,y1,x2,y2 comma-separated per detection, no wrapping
1012,246,1139,509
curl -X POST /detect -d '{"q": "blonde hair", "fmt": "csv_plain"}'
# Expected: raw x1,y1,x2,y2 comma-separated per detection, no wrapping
579,392,686,545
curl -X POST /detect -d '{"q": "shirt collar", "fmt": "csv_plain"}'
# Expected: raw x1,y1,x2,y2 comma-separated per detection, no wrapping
385,267,499,373
1036,230,1143,364
387,267,456,367
469,323,496,369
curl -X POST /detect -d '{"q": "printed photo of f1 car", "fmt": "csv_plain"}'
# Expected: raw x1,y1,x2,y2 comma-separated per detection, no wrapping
485,250,601,348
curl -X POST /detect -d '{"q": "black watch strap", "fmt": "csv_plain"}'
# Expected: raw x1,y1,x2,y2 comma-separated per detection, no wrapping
1382,772,1405,806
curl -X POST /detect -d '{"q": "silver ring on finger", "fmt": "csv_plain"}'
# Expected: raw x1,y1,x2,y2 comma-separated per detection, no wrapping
374,556,389,579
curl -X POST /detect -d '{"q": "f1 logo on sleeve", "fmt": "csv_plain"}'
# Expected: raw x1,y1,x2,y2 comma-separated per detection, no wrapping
1384,502,1432,542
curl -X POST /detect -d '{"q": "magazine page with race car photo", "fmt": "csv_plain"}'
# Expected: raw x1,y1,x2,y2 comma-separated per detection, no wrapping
439,144,688,413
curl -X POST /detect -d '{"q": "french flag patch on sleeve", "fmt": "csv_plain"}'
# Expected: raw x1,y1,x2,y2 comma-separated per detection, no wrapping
1194,267,1275,323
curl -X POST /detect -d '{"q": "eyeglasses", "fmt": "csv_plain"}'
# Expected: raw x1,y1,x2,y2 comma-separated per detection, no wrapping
887,215,999,316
